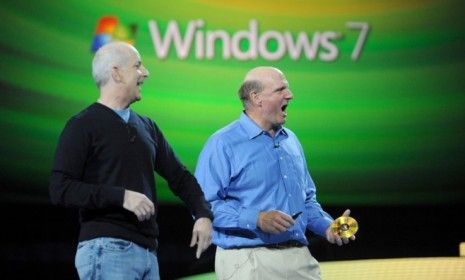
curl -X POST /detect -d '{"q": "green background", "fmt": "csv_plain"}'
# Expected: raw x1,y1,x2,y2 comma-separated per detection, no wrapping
1,0,464,205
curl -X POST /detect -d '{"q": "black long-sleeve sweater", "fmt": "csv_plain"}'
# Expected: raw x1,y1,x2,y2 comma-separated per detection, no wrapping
49,103,212,250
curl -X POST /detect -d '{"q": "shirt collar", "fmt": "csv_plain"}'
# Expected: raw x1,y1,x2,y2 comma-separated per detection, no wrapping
113,108,131,123
239,111,288,139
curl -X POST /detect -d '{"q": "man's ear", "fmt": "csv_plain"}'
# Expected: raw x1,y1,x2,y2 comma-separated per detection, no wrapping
250,91,262,107
111,66,122,83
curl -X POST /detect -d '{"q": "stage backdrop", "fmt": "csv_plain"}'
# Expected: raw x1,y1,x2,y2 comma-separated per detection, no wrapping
1,0,464,205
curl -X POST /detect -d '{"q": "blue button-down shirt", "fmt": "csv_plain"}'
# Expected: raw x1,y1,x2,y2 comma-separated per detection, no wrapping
195,112,333,249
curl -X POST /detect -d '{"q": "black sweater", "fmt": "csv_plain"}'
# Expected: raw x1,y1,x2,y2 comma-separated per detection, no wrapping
49,103,212,249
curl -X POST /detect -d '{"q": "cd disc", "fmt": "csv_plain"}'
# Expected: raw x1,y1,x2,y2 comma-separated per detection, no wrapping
330,216,358,238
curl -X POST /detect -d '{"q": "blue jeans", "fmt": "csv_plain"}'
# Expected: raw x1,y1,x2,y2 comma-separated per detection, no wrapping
75,237,160,280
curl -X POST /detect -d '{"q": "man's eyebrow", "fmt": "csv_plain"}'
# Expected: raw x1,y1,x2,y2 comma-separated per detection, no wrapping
273,86,287,92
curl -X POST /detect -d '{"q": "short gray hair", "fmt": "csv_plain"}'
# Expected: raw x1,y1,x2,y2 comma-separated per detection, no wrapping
238,80,263,109
92,42,134,88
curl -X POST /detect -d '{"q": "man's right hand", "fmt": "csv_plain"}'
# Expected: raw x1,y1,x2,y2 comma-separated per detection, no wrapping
257,210,294,234
123,190,155,221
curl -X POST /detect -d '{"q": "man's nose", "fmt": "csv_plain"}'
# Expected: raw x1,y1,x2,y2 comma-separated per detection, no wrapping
286,89,293,99
142,66,149,78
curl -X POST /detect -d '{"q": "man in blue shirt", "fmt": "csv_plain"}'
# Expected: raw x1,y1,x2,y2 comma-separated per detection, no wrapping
195,66,355,279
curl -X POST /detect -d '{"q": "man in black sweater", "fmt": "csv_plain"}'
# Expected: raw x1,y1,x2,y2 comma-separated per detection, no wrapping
49,42,213,279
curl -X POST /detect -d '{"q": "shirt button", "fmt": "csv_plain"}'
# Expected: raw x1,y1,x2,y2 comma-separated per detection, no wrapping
280,157,283,160
246,224,250,228
295,233,299,236
283,175,287,179
288,194,292,197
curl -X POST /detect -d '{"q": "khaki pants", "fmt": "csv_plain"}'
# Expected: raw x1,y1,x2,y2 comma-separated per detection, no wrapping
215,246,321,280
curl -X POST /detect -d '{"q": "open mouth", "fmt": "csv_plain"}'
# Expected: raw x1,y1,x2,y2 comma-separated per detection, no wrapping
281,104,288,117
137,80,144,86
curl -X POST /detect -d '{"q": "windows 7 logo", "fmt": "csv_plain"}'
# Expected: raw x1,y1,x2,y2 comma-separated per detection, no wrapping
91,16,138,52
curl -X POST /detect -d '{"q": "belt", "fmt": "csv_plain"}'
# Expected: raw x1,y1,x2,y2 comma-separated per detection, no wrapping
231,240,305,250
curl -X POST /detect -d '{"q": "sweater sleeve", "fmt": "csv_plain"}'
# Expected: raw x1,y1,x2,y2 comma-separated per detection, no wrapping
49,117,125,209
151,121,213,221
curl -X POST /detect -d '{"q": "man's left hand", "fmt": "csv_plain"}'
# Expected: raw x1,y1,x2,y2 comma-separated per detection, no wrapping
325,209,357,246
190,217,212,259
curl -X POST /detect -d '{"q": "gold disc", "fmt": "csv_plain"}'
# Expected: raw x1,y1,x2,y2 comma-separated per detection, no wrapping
330,216,358,238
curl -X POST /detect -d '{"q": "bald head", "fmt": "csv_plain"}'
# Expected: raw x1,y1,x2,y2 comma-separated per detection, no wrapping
244,66,284,83
238,67,285,109
92,42,140,88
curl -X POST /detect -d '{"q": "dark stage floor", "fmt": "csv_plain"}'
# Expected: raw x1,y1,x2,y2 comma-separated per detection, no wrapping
1,202,463,279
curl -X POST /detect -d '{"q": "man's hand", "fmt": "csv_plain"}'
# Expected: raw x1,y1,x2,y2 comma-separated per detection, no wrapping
257,210,294,234
123,190,155,221
190,217,212,259
325,209,357,246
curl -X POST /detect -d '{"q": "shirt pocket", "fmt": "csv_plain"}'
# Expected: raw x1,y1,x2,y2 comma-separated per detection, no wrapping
288,153,308,199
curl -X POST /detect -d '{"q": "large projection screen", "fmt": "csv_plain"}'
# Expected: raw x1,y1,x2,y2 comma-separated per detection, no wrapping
1,0,464,205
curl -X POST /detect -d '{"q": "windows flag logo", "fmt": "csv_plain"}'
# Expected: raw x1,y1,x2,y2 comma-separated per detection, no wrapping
91,16,138,52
